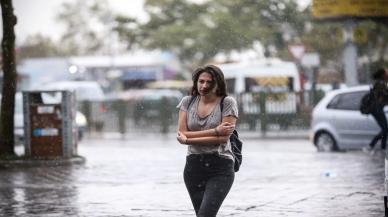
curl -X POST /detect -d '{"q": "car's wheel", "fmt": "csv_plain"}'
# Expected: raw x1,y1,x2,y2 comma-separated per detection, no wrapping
315,132,338,152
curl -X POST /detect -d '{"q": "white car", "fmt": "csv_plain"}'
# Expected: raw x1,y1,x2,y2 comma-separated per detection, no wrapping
311,85,382,151
33,81,106,131
36,81,105,102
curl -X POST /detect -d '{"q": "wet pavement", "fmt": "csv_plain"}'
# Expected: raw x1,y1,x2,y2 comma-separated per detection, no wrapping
0,133,385,217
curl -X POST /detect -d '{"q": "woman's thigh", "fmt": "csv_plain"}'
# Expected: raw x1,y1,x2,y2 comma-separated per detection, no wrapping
198,173,235,217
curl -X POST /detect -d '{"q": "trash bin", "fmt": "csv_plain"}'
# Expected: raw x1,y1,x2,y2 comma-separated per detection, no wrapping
23,90,78,158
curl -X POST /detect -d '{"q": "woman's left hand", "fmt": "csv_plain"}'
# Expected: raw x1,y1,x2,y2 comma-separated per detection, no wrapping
216,122,235,136
177,131,188,144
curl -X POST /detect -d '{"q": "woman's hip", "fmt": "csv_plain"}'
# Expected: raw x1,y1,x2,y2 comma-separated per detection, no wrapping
184,153,234,175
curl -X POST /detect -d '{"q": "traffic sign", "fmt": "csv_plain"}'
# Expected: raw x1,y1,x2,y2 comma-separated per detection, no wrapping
288,44,305,61
301,53,320,68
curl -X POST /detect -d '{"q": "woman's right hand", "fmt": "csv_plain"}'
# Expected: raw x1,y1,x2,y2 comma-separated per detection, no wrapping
216,122,235,136
177,131,188,144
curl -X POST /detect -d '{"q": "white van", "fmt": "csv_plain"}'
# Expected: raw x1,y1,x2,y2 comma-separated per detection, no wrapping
218,59,302,114
219,59,301,94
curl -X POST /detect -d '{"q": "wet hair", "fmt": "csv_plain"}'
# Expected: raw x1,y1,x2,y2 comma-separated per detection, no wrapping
190,64,227,97
372,68,387,80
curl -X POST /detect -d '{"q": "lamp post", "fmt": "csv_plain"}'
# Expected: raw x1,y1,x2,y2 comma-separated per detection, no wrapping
342,20,359,87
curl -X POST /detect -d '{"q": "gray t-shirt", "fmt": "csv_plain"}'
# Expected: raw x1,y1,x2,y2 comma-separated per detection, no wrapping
177,95,239,160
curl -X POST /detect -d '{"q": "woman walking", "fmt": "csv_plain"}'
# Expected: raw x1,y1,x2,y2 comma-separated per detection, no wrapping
365,68,388,153
176,65,238,217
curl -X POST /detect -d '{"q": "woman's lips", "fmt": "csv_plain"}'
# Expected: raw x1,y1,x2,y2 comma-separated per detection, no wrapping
200,89,210,94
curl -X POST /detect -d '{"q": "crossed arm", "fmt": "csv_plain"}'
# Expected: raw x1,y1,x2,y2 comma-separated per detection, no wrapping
176,110,237,146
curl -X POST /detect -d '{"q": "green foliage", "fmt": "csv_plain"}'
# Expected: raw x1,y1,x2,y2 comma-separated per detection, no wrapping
56,0,116,55
356,21,388,65
301,23,343,64
114,0,305,66
17,34,63,60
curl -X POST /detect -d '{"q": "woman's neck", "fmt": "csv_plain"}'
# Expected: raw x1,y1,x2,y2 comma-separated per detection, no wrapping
200,94,218,104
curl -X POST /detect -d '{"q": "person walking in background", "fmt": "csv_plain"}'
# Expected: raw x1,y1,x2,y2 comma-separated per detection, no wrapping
364,68,388,154
176,65,238,217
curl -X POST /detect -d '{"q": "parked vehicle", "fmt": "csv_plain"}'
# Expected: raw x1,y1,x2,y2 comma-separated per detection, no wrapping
311,85,381,151
106,88,183,120
0,92,87,144
219,59,302,94
219,59,302,115
38,81,105,101
34,81,106,131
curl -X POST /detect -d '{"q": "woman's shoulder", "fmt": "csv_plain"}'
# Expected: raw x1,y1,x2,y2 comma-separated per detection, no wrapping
223,95,237,105
180,95,198,106
181,95,192,101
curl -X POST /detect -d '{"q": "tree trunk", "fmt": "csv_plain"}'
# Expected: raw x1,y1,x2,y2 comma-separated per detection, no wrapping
0,0,17,155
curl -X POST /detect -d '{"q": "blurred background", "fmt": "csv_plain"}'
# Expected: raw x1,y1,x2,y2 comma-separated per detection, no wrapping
1,0,387,141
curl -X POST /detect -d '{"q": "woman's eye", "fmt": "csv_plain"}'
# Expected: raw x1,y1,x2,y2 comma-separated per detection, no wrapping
198,80,213,85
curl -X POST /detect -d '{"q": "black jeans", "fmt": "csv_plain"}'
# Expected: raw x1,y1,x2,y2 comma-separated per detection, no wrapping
184,154,234,217
369,108,388,149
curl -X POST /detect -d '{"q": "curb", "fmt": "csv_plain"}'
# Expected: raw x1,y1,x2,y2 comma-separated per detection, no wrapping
0,155,86,168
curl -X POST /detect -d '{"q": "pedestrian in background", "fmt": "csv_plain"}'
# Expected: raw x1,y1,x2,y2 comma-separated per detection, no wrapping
176,65,238,217
364,67,388,154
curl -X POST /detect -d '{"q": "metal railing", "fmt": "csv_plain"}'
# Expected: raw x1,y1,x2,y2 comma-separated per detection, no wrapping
78,90,324,136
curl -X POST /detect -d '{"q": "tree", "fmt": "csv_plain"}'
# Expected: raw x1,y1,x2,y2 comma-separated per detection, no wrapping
299,8,388,80
0,0,17,156
114,0,306,67
56,0,119,55
301,22,343,64
17,34,63,60
356,21,388,65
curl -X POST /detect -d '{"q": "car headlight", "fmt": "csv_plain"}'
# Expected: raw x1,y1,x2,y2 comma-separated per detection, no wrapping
76,111,87,127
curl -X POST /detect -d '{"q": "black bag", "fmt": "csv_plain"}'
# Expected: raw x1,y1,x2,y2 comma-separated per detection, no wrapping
229,129,243,172
220,96,243,172
360,90,375,115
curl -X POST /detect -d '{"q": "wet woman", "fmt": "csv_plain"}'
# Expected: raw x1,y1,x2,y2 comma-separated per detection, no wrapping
176,65,238,217
365,67,388,153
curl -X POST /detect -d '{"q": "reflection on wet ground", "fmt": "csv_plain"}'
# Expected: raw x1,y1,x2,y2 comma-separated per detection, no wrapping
0,167,80,216
0,134,385,216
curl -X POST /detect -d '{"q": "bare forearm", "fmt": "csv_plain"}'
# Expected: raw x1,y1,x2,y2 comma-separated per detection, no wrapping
184,136,229,146
184,128,218,138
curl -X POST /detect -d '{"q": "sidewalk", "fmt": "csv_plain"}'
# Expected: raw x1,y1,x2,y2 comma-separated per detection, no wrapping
0,134,384,217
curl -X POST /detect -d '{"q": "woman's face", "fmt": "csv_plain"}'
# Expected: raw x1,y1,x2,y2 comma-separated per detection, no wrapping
197,72,216,96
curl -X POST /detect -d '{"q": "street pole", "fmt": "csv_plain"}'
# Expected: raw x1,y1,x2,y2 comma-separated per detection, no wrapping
311,67,319,105
342,20,359,87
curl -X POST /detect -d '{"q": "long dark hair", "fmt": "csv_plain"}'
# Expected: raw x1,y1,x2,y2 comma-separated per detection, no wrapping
190,65,227,97
372,68,386,80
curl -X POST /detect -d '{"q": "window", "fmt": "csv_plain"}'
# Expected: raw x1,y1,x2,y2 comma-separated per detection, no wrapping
327,91,368,110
